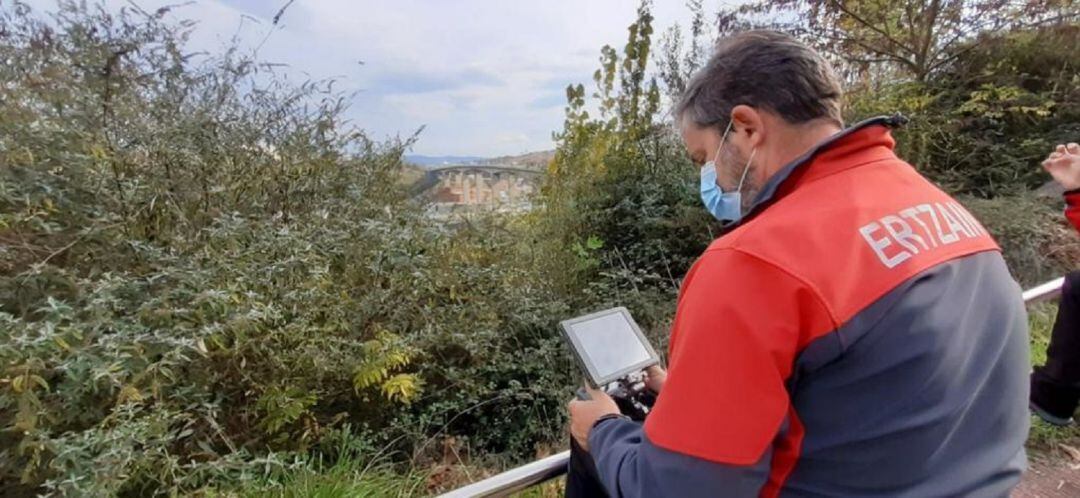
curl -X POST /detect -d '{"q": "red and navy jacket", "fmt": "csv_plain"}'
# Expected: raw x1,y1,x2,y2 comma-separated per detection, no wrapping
1066,189,1080,234
587,117,1029,497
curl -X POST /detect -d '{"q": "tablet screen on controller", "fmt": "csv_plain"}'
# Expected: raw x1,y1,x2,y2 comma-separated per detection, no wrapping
560,307,659,387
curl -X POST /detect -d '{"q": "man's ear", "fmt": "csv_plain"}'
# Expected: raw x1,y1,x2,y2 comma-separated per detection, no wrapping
730,105,764,148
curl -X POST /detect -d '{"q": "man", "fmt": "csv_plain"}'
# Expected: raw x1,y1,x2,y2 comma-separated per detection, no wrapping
567,30,1029,497
1031,142,1080,426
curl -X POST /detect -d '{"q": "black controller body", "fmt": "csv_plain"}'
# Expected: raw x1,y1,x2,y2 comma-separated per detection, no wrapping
574,371,656,422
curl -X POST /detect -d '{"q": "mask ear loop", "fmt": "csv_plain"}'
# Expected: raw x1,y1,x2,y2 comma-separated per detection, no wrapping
719,148,757,230
710,120,734,166
735,148,755,193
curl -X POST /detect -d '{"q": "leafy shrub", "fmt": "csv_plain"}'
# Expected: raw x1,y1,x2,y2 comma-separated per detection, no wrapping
847,24,1080,198
0,2,578,495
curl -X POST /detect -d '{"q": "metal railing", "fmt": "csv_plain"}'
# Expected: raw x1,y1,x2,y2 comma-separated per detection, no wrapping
437,451,571,498
1022,276,1065,305
439,276,1067,498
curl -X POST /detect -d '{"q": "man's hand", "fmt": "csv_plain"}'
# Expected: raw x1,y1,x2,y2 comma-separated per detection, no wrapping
1043,143,1080,191
568,385,619,452
644,364,667,394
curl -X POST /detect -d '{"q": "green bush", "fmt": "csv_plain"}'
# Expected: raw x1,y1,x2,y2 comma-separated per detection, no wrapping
0,3,578,495
847,24,1080,198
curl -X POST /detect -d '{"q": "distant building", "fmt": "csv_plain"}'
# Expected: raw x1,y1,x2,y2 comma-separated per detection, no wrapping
420,164,543,218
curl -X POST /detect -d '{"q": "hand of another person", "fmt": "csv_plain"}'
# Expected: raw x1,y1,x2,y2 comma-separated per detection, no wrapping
1043,143,1080,191
568,385,620,452
644,364,667,394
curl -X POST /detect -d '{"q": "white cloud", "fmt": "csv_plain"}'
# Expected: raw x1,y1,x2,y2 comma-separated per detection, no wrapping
494,131,530,147
383,92,456,122
19,0,714,156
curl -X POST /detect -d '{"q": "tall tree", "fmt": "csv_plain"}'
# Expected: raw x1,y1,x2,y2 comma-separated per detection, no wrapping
658,0,708,99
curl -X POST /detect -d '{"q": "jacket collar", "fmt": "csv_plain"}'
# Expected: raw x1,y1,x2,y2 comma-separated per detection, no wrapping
722,114,908,231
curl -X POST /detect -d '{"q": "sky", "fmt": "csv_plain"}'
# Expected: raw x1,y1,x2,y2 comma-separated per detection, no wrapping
22,0,721,157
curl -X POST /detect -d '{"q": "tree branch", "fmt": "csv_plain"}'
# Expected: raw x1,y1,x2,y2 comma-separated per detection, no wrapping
828,0,917,56
273,0,297,25
816,29,918,71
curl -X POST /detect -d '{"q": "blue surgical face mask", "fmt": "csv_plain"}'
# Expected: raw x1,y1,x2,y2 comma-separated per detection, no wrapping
699,121,755,223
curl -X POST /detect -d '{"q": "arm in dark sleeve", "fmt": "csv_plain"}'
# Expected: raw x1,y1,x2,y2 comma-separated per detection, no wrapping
1066,190,1080,234
588,418,772,498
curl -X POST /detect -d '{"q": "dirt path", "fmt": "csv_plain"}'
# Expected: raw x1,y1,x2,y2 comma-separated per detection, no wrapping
1014,451,1080,498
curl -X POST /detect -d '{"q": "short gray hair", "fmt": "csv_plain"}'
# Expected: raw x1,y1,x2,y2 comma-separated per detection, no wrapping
675,30,843,131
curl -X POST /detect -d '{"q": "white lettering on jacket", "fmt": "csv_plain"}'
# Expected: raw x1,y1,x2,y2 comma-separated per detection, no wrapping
859,202,986,269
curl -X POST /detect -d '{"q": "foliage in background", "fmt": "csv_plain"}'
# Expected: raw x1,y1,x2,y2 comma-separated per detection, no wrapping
846,23,1080,197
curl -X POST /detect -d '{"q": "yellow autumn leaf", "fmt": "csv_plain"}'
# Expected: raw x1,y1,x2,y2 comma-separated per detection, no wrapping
89,144,108,159
117,385,143,404
29,375,48,391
